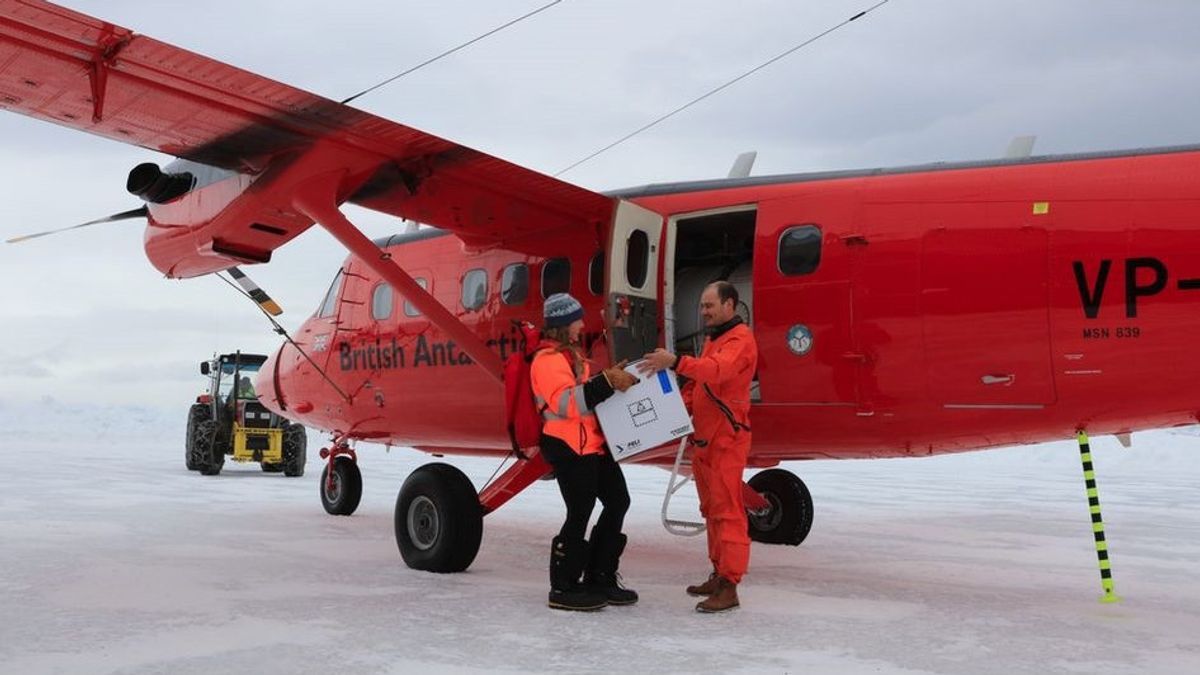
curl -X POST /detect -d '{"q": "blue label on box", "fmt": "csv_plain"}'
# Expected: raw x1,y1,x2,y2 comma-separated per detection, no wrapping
658,370,672,394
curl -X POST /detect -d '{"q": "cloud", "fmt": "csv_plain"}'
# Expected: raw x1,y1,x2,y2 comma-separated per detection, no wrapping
4,0,1200,411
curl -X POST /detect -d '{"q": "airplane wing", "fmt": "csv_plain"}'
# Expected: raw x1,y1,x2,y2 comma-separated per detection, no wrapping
0,0,614,264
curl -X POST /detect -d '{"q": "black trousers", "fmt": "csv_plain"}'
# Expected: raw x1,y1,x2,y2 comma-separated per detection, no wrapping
540,434,630,543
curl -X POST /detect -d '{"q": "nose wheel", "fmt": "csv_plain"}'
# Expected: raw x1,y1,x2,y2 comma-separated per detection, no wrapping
319,445,362,516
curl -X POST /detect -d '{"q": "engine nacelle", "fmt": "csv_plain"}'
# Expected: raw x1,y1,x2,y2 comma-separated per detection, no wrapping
126,162,195,203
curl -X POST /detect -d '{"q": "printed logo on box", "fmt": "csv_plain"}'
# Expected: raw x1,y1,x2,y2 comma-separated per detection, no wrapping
628,398,658,427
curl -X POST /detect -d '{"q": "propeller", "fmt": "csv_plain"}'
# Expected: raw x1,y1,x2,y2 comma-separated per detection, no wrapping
5,202,283,316
226,266,283,316
4,206,149,244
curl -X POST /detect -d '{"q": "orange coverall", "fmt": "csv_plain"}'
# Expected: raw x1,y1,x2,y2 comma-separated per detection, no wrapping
676,320,758,584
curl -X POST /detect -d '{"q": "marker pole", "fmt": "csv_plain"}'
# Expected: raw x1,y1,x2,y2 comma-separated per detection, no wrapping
1076,430,1121,603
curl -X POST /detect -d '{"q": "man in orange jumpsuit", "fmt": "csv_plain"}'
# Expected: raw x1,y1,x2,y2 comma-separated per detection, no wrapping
640,280,757,613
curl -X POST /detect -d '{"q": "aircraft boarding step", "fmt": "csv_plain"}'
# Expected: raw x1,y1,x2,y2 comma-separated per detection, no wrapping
661,438,706,537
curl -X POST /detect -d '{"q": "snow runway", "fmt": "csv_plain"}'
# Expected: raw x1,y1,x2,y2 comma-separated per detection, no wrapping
2,423,1198,673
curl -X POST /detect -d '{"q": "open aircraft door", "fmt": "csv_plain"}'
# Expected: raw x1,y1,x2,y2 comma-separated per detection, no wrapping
606,200,665,363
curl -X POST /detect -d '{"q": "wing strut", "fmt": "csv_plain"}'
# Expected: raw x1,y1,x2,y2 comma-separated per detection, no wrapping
292,173,504,384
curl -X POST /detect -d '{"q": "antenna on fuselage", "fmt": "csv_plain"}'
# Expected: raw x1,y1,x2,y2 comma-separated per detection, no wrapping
1004,135,1037,159
727,151,757,178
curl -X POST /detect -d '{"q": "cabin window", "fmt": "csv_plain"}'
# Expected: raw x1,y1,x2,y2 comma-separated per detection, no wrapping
404,277,429,317
462,268,487,311
588,251,605,296
626,230,650,288
501,263,529,305
317,268,344,318
541,257,571,298
371,283,393,320
778,225,822,276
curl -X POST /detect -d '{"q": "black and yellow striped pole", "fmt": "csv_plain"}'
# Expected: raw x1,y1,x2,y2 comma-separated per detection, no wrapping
1076,430,1121,603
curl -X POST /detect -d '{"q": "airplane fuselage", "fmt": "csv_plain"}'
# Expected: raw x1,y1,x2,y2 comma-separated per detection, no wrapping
253,146,1200,464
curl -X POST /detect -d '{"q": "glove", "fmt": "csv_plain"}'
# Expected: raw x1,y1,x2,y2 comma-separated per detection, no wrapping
603,364,639,392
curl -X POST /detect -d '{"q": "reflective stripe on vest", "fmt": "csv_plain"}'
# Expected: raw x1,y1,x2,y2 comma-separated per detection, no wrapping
535,383,592,420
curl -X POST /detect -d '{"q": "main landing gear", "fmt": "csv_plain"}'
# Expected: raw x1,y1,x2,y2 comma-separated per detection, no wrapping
314,434,544,573
392,453,550,573
747,468,814,546
661,440,814,546
394,463,483,573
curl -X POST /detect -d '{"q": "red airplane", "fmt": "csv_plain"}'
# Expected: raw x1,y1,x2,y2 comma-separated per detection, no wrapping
3,1,1194,574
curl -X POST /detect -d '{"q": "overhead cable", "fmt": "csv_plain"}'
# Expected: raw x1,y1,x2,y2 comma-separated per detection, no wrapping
341,0,564,105
555,0,891,177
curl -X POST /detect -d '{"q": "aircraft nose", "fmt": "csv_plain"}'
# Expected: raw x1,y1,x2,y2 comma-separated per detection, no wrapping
255,345,286,416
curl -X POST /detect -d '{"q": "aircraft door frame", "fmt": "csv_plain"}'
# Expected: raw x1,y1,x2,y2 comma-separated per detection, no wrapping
605,200,665,362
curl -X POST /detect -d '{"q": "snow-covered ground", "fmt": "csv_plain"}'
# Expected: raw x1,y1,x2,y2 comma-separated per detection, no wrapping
1,402,1198,674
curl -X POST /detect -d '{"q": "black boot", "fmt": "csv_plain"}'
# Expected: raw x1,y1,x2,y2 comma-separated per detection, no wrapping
584,530,639,606
548,536,608,611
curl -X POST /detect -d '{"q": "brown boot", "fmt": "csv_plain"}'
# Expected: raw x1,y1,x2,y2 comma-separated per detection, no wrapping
695,576,739,613
685,569,719,597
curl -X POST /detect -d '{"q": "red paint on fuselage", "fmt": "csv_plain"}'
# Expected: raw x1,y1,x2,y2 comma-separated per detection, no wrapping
252,148,1200,465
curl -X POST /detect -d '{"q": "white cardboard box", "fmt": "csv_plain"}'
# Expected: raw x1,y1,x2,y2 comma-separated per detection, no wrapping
595,362,693,462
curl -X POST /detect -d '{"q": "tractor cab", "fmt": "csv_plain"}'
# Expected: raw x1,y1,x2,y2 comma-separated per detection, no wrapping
187,351,306,477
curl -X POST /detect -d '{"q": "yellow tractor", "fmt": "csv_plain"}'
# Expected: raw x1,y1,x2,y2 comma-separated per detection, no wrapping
185,352,306,476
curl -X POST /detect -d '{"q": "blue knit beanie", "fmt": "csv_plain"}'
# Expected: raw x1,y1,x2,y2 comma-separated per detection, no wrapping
543,292,584,328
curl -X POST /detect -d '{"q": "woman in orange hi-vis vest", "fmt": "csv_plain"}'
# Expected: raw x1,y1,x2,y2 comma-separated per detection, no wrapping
640,281,758,613
531,293,639,612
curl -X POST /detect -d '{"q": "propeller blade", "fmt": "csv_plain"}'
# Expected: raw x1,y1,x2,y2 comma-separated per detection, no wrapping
5,206,149,244
226,266,284,316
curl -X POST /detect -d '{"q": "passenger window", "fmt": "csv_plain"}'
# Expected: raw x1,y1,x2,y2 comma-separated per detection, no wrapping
404,278,429,317
778,225,822,276
501,263,529,305
317,269,344,318
625,230,649,288
462,268,487,311
370,283,393,320
541,258,571,298
588,251,605,296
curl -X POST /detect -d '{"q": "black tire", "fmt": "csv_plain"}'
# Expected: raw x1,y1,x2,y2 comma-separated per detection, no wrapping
282,424,307,477
747,469,813,546
185,404,211,471
394,463,482,573
320,457,362,515
195,419,224,476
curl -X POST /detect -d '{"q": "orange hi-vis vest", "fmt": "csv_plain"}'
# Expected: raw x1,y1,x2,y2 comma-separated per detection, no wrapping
530,344,606,456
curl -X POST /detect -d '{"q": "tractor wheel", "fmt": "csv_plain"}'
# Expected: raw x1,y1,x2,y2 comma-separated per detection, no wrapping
195,419,224,476
394,463,482,573
282,424,307,477
747,469,813,546
184,404,211,471
320,457,362,515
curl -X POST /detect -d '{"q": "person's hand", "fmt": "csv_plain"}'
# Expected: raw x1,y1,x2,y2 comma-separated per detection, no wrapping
637,348,677,375
604,360,639,392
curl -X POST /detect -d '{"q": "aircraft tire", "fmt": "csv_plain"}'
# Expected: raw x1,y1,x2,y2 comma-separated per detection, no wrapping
747,469,813,546
320,457,362,515
196,419,224,476
282,423,307,477
184,404,211,471
394,463,482,573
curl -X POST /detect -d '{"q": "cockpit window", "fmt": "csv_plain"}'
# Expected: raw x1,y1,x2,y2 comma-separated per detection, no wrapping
317,269,344,318
371,283,393,320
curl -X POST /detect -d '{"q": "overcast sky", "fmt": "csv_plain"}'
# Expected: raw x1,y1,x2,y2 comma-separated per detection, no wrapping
3,0,1200,409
